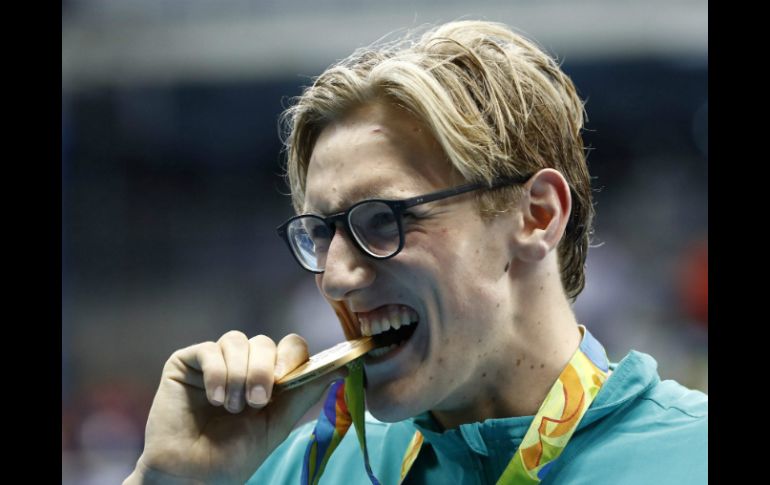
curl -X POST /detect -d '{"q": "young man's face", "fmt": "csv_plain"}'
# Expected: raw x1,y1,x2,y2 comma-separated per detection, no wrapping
303,102,519,423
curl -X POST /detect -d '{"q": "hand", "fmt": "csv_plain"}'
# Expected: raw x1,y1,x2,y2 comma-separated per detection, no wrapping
123,331,343,485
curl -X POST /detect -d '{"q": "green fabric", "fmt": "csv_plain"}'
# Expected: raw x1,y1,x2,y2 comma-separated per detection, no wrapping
344,359,380,484
345,360,368,455
249,351,707,485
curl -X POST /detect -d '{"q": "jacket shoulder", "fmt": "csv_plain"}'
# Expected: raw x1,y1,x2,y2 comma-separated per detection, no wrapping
548,379,707,485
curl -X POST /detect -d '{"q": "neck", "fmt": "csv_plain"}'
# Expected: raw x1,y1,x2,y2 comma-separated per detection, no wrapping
430,264,583,430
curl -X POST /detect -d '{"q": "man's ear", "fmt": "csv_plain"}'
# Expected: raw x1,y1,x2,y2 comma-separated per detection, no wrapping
512,168,572,263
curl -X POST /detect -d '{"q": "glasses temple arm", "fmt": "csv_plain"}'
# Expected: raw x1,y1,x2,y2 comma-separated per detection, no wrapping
401,175,530,208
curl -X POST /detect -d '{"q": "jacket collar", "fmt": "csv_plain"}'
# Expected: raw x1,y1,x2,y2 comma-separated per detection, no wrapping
407,350,660,458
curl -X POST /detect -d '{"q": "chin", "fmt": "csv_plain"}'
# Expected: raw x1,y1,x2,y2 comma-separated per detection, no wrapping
365,387,426,423
366,402,416,423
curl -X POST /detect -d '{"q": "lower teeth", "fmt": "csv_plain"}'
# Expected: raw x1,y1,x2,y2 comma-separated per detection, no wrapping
369,343,397,357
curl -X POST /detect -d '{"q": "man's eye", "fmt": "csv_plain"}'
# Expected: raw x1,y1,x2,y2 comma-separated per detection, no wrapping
369,212,397,229
310,225,330,239
402,211,424,224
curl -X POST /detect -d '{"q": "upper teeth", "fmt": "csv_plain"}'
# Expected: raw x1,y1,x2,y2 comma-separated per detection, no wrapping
359,305,418,337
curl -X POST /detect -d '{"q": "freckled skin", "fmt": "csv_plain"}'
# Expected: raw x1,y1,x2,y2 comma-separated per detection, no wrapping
306,101,581,427
504,262,510,273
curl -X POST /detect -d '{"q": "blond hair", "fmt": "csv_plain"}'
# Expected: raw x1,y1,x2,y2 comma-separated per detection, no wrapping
280,20,594,301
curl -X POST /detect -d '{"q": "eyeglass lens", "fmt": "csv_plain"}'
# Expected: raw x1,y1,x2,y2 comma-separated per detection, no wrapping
288,201,401,270
348,201,400,256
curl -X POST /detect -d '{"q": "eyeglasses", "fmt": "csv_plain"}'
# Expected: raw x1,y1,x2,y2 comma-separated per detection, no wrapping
276,175,531,273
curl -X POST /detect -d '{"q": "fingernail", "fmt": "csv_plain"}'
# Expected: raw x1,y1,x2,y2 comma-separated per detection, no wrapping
227,389,243,412
212,386,225,405
249,386,267,406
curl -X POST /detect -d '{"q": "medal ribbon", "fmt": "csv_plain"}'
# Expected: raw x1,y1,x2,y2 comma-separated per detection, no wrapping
301,359,379,485
302,326,609,485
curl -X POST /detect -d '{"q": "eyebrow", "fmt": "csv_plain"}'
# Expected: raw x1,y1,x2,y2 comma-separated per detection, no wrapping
307,185,407,215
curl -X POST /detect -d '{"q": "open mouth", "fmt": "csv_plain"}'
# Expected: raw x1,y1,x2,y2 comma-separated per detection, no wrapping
370,320,418,356
357,304,420,361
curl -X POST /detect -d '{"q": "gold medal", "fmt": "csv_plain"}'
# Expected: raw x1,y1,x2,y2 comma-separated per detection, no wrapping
274,337,376,390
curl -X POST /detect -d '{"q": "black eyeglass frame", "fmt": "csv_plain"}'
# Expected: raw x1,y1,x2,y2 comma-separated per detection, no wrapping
276,174,532,273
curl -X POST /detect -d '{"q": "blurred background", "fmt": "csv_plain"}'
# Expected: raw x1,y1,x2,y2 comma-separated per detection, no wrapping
62,1,707,483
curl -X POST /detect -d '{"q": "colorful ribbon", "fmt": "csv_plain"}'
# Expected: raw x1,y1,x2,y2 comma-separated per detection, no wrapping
300,379,350,485
398,325,609,484
302,325,609,485
301,359,379,485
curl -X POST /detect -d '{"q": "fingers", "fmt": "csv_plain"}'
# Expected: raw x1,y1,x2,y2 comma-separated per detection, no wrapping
173,341,228,407
218,330,256,413
244,333,309,409
245,335,278,408
174,331,313,415
274,333,310,381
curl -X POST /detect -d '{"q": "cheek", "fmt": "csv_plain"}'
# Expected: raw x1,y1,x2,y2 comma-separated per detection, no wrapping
432,224,505,278
404,227,501,313
399,228,456,273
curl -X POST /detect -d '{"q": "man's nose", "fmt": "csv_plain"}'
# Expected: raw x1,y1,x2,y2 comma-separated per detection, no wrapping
318,227,376,301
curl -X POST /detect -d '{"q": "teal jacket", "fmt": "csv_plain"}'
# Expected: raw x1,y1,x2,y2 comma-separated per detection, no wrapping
249,351,708,484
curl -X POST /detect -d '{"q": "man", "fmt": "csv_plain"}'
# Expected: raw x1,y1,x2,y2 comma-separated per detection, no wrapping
124,20,707,485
